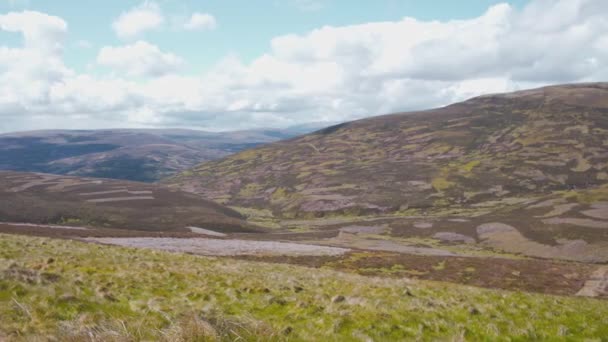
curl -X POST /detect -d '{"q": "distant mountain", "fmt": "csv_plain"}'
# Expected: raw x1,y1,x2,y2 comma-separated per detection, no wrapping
0,126,327,182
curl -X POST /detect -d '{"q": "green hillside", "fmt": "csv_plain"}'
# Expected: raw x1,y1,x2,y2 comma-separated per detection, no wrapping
1,233,607,341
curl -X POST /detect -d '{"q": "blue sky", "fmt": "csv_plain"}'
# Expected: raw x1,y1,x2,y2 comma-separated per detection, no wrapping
0,0,606,132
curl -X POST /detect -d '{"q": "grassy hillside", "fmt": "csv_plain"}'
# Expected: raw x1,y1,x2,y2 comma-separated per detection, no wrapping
1,233,607,341
0,171,256,233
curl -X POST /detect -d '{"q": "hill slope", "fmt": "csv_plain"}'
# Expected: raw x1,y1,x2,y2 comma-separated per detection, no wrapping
2,233,607,340
0,127,320,182
168,83,608,262
0,171,256,233
170,83,608,215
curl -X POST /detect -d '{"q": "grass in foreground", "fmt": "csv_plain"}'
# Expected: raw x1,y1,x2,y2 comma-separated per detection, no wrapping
0,233,607,341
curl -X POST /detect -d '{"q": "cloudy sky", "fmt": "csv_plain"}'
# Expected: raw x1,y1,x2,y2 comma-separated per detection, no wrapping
0,0,606,133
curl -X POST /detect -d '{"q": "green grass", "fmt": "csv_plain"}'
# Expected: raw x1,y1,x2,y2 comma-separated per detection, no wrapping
1,234,608,341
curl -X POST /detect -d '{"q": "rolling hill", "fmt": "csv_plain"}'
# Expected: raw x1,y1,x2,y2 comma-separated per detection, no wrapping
0,127,323,182
0,171,257,233
168,83,608,262
2,233,607,340
170,83,608,215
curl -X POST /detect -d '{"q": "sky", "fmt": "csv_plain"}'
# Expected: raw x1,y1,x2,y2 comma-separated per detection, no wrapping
0,0,606,133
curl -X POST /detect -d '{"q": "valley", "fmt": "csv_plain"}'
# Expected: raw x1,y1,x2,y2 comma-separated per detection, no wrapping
0,127,319,182
2,84,608,340
168,83,608,266
3,0,608,339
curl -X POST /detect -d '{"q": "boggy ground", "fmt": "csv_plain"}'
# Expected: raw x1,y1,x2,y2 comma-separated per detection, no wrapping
1,222,604,299
2,178,607,299
224,185,608,268
236,252,597,297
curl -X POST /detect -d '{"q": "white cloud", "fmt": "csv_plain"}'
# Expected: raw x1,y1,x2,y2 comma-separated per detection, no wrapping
183,13,217,31
112,1,164,39
97,41,184,77
0,11,71,114
0,10,67,53
1,0,608,132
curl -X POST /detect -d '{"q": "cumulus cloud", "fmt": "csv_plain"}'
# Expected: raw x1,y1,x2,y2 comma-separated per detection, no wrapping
1,0,608,132
97,41,184,77
112,1,164,39
0,10,67,53
193,0,607,123
0,11,71,117
183,13,217,31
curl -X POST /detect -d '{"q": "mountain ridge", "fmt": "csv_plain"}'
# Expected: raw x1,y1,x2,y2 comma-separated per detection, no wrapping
0,126,328,182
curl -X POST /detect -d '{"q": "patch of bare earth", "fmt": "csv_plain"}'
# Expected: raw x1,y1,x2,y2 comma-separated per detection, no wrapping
433,232,475,244
85,237,350,256
577,266,608,298
0,222,89,230
542,218,608,229
85,196,155,203
476,222,608,263
319,232,463,257
187,227,228,237
0,224,197,239
339,225,388,234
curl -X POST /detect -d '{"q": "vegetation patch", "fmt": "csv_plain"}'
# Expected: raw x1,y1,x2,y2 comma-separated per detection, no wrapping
1,234,607,341
431,177,455,192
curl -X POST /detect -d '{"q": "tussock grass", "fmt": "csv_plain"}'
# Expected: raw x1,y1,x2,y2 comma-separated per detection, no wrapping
1,233,607,341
